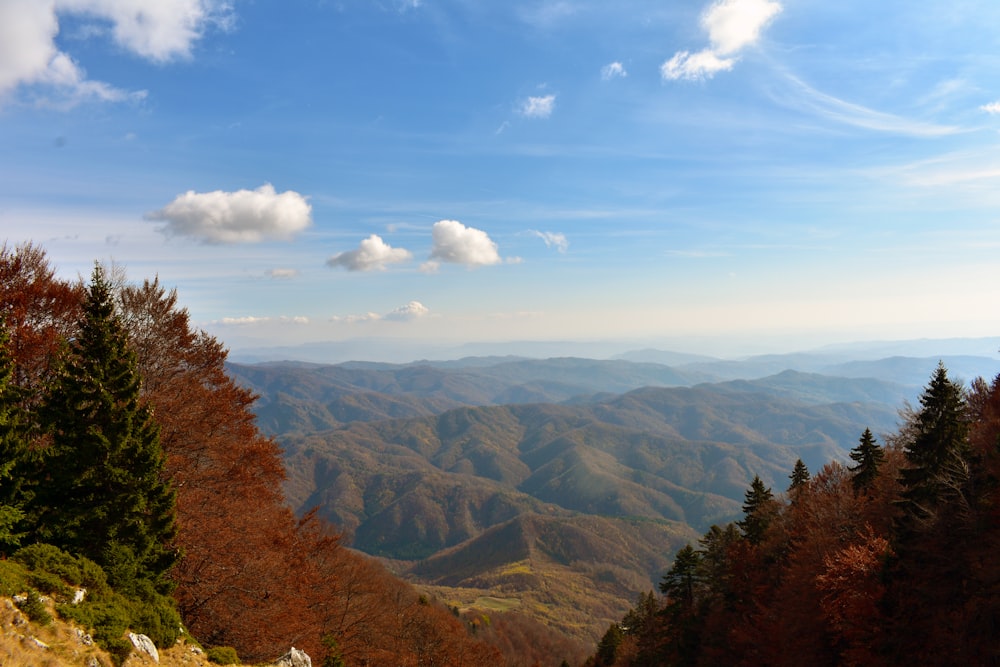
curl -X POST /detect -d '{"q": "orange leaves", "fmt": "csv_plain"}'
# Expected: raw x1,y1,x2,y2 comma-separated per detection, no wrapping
816,528,891,666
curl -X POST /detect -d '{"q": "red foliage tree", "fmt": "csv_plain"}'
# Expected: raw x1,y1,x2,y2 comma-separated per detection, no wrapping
0,241,82,393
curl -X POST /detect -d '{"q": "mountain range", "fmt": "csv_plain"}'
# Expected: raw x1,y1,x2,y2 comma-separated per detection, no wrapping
225,346,1000,645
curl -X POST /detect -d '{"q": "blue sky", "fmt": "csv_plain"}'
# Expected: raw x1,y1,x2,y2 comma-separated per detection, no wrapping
2,0,1000,359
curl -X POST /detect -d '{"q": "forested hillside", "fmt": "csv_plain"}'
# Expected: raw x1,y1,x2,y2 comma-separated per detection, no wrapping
585,364,1000,666
1,242,553,666
237,355,906,647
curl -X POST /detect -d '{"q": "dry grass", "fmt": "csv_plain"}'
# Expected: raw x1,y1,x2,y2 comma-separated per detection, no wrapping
0,596,291,667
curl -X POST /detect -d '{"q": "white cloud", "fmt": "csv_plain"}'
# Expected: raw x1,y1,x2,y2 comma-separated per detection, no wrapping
217,315,309,325
531,230,569,253
601,61,627,80
0,0,230,105
326,234,412,272
702,0,782,55
981,102,1000,115
384,301,429,321
661,50,734,81
331,312,381,324
57,0,232,62
146,183,313,243
662,0,781,81
266,268,298,279
424,219,502,269
332,301,430,323
520,94,556,118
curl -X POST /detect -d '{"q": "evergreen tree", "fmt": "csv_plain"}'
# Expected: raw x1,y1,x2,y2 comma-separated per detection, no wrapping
788,459,810,496
595,623,624,667
29,265,178,594
737,475,775,545
660,544,702,609
849,428,884,493
897,362,970,525
0,321,28,552
697,523,741,594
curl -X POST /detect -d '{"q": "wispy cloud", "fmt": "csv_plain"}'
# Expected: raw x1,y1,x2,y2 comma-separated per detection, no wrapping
601,62,627,80
266,268,299,279
332,301,430,323
146,184,312,243
217,315,309,325
520,94,556,118
518,1,578,28
326,234,412,271
778,74,962,137
869,150,1000,189
662,0,782,81
981,101,1000,115
530,230,569,252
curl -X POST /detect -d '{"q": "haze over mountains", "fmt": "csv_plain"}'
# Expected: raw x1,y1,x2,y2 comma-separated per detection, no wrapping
226,339,1000,644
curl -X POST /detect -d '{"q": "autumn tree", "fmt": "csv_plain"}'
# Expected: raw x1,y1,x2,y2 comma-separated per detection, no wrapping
0,242,82,391
113,277,319,659
28,265,178,596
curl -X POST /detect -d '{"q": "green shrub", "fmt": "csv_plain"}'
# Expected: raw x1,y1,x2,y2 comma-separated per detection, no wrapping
16,589,52,625
0,559,28,596
125,592,182,648
59,599,131,666
10,543,181,663
206,646,241,665
28,569,70,598
58,589,182,654
12,543,108,592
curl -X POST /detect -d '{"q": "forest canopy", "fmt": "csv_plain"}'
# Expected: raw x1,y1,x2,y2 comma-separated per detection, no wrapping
587,362,1000,666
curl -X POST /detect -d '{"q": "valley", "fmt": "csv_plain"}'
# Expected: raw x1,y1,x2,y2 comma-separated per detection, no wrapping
226,347,1000,646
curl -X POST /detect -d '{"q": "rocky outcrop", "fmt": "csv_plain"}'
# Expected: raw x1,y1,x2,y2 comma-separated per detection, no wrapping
274,647,312,667
129,632,159,663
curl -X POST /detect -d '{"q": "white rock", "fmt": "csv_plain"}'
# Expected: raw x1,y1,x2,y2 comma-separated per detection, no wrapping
275,647,312,667
129,632,160,663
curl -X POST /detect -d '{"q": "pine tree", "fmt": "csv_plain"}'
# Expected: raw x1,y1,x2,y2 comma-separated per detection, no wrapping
737,475,775,545
0,321,28,552
897,362,970,525
660,544,702,608
30,265,178,595
788,459,810,496
849,428,884,493
595,622,624,667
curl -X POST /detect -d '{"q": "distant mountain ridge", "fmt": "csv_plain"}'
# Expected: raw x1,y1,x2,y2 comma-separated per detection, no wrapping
227,336,1000,367
226,350,1000,646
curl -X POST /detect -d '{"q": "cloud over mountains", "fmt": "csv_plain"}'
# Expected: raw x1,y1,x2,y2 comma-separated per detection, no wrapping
147,184,312,243
327,234,412,271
